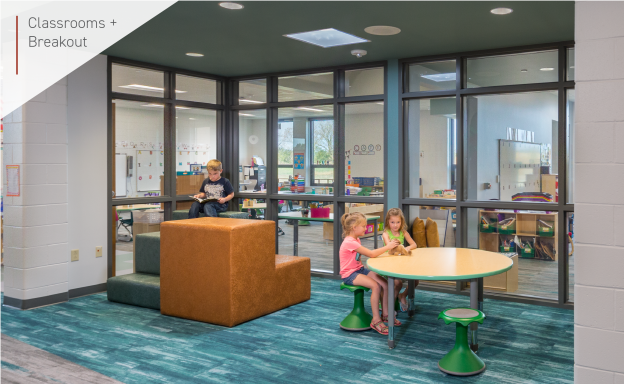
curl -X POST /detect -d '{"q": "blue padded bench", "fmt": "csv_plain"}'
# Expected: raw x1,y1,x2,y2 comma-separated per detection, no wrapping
107,232,161,310
172,209,249,221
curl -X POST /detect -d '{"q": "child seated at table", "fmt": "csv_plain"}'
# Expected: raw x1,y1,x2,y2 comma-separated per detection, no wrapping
189,159,234,218
340,212,402,335
382,208,419,313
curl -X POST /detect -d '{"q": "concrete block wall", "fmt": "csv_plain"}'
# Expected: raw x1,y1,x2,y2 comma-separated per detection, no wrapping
2,78,70,304
575,2,624,382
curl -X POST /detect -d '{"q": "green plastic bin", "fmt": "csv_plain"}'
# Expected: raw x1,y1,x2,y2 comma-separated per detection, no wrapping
538,227,554,237
499,245,513,253
518,247,535,258
480,222,495,233
498,223,516,235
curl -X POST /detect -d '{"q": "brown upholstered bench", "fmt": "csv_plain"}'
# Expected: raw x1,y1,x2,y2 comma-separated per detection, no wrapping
160,218,310,327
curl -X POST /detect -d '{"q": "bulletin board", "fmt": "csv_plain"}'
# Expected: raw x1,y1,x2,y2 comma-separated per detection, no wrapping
136,150,164,192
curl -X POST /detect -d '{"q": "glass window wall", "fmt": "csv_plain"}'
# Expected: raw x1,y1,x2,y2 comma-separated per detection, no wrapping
344,102,384,197
238,79,267,104
567,89,575,204
112,64,164,97
407,60,456,92
176,75,218,104
345,67,384,96
278,72,333,102
466,50,558,88
406,97,457,199
175,108,218,196
113,99,165,199
567,48,575,81
277,105,334,194
239,110,267,193
464,91,559,203
467,207,558,300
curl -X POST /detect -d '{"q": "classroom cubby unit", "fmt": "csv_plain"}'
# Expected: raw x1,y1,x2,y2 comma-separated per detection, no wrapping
478,210,559,262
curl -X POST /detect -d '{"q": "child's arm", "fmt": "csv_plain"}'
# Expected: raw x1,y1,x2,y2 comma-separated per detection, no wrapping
218,192,235,204
193,192,207,199
381,231,391,246
404,232,417,251
355,239,400,259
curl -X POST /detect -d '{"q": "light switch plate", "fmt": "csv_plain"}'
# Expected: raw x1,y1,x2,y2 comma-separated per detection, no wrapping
71,249,79,262
95,246,103,258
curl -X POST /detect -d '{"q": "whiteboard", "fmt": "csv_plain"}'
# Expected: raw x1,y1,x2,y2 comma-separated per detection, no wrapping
115,154,127,198
499,140,541,201
136,150,164,192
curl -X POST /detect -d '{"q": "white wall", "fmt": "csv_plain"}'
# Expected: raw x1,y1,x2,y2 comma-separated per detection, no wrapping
239,117,267,166
67,55,108,291
2,79,70,303
574,2,624,382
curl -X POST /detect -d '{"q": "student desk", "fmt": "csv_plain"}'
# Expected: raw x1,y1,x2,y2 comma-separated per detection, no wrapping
277,212,380,256
367,248,513,350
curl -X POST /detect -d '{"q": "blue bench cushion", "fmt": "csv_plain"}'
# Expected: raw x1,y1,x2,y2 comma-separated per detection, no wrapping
135,232,161,275
107,273,160,310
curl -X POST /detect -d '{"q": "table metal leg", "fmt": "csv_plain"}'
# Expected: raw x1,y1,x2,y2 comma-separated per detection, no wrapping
387,276,395,349
293,220,298,256
373,219,378,248
408,279,415,317
478,277,484,312
470,278,479,353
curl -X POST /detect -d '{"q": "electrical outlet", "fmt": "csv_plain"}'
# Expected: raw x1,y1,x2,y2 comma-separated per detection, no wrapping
71,249,79,262
95,246,103,258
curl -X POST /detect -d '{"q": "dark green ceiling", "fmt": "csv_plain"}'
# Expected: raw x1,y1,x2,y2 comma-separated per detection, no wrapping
103,1,574,78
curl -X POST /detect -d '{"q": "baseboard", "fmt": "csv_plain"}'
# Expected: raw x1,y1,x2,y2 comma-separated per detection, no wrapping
2,292,69,310
69,283,107,299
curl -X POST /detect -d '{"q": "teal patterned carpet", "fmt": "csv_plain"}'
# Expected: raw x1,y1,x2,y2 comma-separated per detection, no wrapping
1,278,573,383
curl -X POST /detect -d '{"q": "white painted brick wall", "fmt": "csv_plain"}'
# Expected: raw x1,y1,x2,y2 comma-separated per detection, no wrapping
3,77,69,301
575,2,624,382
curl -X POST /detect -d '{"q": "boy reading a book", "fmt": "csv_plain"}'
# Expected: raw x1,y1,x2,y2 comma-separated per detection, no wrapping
188,159,235,218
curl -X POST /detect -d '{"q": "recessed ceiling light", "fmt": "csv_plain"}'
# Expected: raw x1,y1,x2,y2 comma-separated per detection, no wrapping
376,102,384,105
120,84,186,93
189,118,196,120
219,2,243,10
239,113,255,117
364,26,401,36
570,66,575,69
491,8,513,15
239,99,264,104
521,69,528,72
540,67,555,71
421,73,456,82
285,28,369,48
186,53,204,57
141,104,190,110
297,107,324,112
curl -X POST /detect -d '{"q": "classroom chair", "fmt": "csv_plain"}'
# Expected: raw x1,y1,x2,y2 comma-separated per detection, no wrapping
339,283,373,331
118,211,134,240
437,308,486,376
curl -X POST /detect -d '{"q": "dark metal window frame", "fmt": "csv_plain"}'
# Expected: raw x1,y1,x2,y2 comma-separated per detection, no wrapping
399,41,575,310
107,56,227,278
309,117,335,187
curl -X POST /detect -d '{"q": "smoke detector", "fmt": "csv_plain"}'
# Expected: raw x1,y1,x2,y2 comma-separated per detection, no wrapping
351,49,367,58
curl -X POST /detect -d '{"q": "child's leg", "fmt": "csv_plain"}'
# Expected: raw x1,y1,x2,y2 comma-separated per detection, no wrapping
352,274,383,322
188,202,202,218
203,202,219,217
367,271,389,317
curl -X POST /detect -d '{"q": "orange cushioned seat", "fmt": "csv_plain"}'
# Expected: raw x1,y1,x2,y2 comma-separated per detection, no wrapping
160,218,310,327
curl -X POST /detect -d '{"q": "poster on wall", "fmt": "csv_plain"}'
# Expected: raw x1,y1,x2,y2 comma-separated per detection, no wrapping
294,153,304,169
6,165,20,196
136,150,164,192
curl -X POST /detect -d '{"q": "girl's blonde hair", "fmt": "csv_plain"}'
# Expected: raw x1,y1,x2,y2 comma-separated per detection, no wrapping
341,212,367,238
384,208,408,233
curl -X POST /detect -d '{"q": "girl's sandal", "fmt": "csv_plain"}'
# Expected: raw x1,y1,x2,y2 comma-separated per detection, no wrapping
370,320,389,335
382,315,402,327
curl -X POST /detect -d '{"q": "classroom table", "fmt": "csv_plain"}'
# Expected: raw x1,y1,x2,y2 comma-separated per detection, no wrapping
367,248,513,350
277,212,380,256
115,204,161,212
242,203,267,219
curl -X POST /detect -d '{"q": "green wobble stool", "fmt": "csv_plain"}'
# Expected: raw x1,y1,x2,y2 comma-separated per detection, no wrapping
438,308,486,376
339,283,373,331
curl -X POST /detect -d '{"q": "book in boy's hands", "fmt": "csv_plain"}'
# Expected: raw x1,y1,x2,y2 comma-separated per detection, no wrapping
190,196,218,204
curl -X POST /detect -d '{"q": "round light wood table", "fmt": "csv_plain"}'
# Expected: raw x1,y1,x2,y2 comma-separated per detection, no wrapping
367,248,513,350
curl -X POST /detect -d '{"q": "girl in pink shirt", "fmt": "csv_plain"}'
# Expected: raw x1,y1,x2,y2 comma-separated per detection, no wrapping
339,212,401,335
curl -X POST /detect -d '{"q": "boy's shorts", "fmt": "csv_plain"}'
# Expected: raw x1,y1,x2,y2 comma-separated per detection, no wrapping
342,267,370,286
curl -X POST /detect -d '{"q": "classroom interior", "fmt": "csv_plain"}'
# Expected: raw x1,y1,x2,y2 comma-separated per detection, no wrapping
8,1,615,382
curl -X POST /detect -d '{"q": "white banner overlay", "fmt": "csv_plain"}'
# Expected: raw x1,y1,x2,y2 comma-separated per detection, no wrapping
1,1,176,118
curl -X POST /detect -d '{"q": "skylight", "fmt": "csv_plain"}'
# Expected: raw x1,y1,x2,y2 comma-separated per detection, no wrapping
421,73,456,82
284,28,369,48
